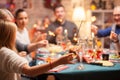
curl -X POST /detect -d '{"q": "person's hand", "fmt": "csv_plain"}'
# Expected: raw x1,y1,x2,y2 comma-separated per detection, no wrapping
55,26,63,35
37,40,48,48
33,32,47,42
91,25,98,35
18,51,27,57
32,31,42,42
57,53,74,64
110,31,119,42
41,33,47,40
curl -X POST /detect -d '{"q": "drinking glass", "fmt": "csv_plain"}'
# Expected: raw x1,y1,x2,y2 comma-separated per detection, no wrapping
56,35,63,46
78,52,84,69
77,38,86,70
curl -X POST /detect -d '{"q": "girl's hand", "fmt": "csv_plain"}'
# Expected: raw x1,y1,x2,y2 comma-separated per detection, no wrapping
58,53,74,64
18,51,27,57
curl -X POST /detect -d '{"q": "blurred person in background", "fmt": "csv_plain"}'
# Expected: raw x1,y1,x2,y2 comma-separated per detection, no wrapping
91,6,120,52
0,9,14,22
110,31,120,52
15,9,30,45
42,16,51,29
46,4,78,44
14,9,48,65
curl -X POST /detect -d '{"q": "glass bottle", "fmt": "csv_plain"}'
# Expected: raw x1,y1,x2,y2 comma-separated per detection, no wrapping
90,0,97,10
98,0,106,10
61,29,69,50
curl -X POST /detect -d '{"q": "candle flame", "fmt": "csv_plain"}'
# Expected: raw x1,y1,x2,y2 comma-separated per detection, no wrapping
91,16,96,22
33,24,37,28
48,31,55,36
64,29,67,33
92,32,94,38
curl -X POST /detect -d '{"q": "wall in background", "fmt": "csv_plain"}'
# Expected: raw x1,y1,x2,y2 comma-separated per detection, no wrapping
0,0,120,29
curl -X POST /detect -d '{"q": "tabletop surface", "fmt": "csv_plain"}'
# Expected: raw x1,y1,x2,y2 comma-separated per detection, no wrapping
36,60,120,80
36,47,120,80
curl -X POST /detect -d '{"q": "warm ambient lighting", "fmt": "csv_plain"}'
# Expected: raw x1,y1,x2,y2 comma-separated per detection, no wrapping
72,7,86,39
91,16,96,22
48,31,55,36
72,7,86,21
64,29,68,36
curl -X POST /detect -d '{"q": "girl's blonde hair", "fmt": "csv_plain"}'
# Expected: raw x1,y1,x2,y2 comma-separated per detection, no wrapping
0,9,14,21
0,20,17,51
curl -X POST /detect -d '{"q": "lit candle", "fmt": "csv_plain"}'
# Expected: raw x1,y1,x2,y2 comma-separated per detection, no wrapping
91,16,96,23
92,32,94,39
64,29,67,34
33,24,37,28
64,29,68,35
64,29,68,37
48,31,55,36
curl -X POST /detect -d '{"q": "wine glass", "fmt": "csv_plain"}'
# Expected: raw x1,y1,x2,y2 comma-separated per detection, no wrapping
78,52,84,69
77,39,86,70
56,34,63,46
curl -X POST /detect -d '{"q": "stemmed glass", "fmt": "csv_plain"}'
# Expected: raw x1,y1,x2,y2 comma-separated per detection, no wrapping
78,52,84,69
77,38,86,70
56,34,63,46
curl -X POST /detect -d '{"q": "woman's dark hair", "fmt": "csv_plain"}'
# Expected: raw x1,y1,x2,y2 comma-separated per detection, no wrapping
53,4,64,12
15,9,25,18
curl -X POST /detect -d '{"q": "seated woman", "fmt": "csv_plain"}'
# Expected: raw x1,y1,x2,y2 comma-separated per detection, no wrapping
0,9,47,58
14,9,51,66
0,20,74,80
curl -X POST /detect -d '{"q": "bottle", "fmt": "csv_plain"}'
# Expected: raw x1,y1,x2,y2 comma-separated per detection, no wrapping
61,29,70,50
98,0,106,9
90,0,97,10
102,0,106,9
98,0,102,9
111,0,114,9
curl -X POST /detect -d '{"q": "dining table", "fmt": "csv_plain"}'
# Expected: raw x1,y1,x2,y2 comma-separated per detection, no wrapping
33,46,120,80
34,58,120,80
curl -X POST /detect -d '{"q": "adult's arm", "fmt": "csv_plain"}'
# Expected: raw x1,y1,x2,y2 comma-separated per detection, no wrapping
96,27,112,37
0,47,73,77
16,40,48,53
27,40,48,52
22,53,73,77
16,40,29,53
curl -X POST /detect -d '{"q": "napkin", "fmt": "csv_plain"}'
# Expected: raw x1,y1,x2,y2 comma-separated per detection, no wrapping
49,65,69,72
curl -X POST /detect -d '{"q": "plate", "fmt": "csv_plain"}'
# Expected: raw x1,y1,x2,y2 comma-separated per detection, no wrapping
95,60,114,67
